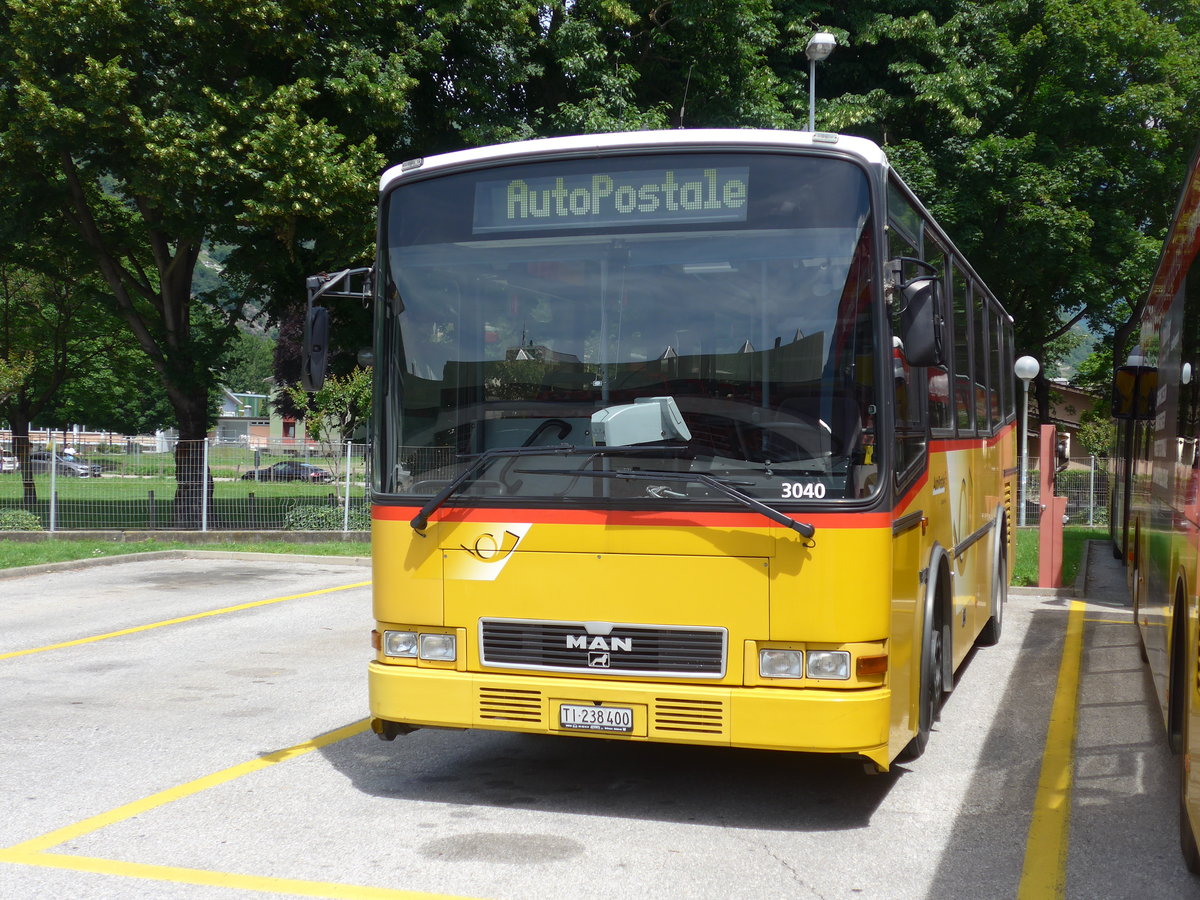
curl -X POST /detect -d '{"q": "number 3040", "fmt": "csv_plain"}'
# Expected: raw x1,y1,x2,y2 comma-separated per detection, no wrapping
781,482,826,499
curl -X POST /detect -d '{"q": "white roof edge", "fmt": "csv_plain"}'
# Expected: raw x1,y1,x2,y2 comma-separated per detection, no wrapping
379,130,887,193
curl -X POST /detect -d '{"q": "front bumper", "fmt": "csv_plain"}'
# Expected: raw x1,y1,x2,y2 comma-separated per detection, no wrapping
369,662,891,763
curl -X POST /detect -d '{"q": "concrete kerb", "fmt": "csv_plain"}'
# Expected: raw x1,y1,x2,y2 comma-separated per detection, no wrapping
1009,538,1093,600
0,549,371,580
0,529,370,544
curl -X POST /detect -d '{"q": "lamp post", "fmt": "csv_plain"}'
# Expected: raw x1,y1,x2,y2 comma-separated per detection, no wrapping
1015,355,1040,527
805,32,837,133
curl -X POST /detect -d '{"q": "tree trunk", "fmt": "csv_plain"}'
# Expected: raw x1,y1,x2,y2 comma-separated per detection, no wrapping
172,398,212,529
9,413,37,508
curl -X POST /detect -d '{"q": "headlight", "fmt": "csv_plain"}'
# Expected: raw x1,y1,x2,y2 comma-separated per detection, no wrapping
382,630,418,658
419,633,457,661
806,650,851,680
759,648,804,678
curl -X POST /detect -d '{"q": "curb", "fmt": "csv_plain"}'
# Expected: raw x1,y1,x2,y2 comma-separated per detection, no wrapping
0,548,371,580
1009,538,1096,599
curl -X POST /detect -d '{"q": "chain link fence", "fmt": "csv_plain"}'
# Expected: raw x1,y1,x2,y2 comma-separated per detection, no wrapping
0,440,370,533
1022,456,1111,528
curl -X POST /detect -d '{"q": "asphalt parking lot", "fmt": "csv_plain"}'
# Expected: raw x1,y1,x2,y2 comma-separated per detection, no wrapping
0,548,1196,899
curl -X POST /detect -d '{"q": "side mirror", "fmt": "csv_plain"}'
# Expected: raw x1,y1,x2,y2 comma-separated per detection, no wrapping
301,306,330,392
1112,364,1157,420
899,276,945,368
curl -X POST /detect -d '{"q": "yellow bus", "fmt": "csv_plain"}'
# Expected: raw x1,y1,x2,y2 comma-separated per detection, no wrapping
315,130,1016,772
1111,141,1200,869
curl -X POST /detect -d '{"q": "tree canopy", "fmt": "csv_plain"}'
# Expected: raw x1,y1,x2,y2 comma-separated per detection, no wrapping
2,0,1199,448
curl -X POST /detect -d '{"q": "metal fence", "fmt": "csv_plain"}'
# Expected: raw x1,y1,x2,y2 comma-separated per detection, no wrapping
1023,456,1111,528
0,441,1115,534
0,440,370,533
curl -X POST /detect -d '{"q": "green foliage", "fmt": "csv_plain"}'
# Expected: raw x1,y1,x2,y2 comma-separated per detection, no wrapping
2,0,1199,443
287,367,372,446
0,508,42,531
219,330,276,394
284,502,371,531
1076,412,1117,458
821,0,1200,404
0,0,423,442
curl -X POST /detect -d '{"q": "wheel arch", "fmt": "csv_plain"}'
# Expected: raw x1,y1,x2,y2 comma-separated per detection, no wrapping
921,542,955,696
1170,572,1190,754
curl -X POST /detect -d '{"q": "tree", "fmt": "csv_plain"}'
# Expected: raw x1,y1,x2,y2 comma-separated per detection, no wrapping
220,330,276,394
815,0,1200,420
0,0,424,524
396,0,800,156
0,259,127,505
286,367,371,482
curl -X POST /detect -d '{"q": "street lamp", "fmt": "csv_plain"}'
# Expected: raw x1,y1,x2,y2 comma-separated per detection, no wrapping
1015,355,1040,527
806,32,837,133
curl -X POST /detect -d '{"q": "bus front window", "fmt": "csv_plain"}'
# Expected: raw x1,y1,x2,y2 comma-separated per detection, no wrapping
377,153,878,504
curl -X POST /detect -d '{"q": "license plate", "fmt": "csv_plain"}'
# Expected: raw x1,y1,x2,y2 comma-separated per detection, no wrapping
559,703,633,733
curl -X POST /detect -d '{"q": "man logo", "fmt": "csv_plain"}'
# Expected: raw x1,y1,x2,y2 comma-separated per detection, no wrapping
567,635,632,652
589,652,611,668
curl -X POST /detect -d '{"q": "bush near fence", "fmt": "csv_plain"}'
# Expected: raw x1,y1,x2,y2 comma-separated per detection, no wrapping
0,440,371,532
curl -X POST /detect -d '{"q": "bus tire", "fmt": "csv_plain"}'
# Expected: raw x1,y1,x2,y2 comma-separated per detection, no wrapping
899,564,947,761
1170,589,1187,755
1182,712,1200,873
1132,562,1148,664
978,527,1006,646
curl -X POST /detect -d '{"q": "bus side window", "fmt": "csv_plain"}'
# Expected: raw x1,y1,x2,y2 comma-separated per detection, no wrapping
886,222,927,482
925,242,952,431
952,267,974,435
987,304,1002,425
973,285,992,433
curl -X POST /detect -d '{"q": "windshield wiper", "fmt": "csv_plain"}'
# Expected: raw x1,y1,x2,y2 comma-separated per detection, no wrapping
409,443,690,533
410,444,575,532
517,467,815,539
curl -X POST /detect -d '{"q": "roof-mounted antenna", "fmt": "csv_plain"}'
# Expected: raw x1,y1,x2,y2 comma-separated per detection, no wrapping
679,62,694,128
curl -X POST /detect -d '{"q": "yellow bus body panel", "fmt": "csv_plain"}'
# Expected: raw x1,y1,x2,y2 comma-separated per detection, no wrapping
370,429,1013,772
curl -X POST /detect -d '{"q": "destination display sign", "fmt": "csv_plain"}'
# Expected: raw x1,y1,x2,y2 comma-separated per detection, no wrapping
473,166,750,233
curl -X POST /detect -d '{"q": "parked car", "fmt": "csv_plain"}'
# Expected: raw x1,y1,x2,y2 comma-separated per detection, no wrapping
241,461,334,483
28,450,102,477
1,454,17,472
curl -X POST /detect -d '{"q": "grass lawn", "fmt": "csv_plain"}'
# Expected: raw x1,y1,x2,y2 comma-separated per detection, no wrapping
1013,526,1107,587
0,538,371,570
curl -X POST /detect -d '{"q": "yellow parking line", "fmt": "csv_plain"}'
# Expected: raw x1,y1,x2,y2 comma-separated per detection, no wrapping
0,718,475,898
1018,598,1085,899
5,719,371,854
0,581,370,661
0,851,473,899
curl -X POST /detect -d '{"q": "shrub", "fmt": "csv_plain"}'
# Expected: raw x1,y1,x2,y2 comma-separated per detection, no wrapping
0,508,43,530
284,501,370,531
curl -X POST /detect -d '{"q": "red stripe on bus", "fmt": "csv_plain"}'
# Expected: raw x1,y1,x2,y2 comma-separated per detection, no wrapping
372,504,895,529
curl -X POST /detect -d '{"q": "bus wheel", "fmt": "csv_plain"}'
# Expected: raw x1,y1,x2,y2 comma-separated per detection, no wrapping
979,541,1006,646
1182,718,1200,872
1133,564,1148,663
899,608,945,761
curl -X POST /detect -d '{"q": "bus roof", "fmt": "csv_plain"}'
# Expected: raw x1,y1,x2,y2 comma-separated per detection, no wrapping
379,130,889,193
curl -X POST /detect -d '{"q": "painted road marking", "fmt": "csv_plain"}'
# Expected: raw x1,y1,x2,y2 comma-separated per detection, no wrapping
0,851,474,899
1018,598,1086,899
0,719,476,899
0,580,371,661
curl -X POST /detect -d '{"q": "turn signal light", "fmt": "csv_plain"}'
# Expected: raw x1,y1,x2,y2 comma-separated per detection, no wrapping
856,655,888,676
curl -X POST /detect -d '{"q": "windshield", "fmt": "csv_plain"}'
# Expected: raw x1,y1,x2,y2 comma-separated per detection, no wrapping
374,152,880,505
